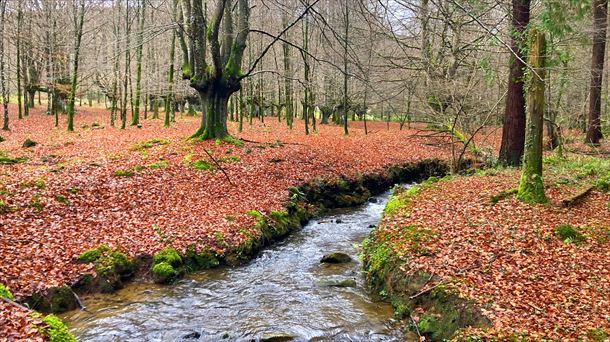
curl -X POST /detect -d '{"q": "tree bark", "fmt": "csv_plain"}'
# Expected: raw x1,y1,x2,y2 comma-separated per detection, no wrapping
67,0,86,132
499,0,530,166
131,0,146,126
585,0,608,144
518,29,547,204
0,0,8,131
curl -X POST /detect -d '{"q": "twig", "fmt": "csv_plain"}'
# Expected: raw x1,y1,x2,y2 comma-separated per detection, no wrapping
203,149,235,187
1,296,31,312
70,288,86,310
410,314,422,338
408,274,436,300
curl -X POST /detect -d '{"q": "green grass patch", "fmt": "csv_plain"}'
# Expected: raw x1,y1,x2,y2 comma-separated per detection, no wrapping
219,155,241,163
490,188,518,205
132,138,170,151
0,150,28,165
192,159,215,171
114,169,135,177
147,160,170,169
544,155,610,191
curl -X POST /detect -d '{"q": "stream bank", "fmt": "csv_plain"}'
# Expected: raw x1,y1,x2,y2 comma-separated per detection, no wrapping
23,160,448,317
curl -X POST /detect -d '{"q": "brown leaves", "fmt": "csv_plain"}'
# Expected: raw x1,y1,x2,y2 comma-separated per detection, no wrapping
0,104,453,339
378,171,610,339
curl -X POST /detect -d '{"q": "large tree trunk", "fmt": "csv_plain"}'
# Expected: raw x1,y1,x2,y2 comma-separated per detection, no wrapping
499,0,530,166
518,29,547,204
585,0,608,144
193,91,230,140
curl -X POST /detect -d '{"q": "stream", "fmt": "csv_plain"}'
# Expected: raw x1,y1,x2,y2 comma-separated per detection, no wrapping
61,187,406,341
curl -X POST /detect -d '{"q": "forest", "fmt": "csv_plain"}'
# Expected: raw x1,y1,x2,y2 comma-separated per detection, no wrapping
0,0,609,341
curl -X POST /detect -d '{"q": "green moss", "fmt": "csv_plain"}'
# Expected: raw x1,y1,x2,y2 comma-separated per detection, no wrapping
114,169,135,177
77,245,110,263
0,283,14,300
77,246,134,281
132,138,170,151
554,224,586,245
147,160,170,169
517,171,547,204
0,153,28,165
192,159,215,171
185,247,220,271
588,328,609,341
0,200,13,214
54,194,69,205
223,135,244,146
490,188,518,205
40,314,77,342
384,195,407,216
153,247,182,267
152,262,180,284
30,195,44,213
219,155,240,163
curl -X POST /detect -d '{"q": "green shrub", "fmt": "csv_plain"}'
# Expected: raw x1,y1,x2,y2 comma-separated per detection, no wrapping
554,224,586,245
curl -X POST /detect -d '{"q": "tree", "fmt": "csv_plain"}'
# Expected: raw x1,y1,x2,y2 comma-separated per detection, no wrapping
132,0,146,127
518,28,547,204
179,0,250,140
0,0,7,131
164,0,178,128
499,0,531,166
66,0,87,132
342,0,349,135
585,0,608,145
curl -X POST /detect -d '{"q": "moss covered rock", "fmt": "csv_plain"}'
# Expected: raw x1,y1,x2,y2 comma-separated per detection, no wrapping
24,286,79,313
320,252,352,264
152,247,184,284
75,246,136,293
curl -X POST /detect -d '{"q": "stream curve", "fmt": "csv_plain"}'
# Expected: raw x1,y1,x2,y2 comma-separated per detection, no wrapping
62,187,406,341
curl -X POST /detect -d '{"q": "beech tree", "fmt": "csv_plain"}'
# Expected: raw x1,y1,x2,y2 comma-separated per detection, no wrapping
179,0,250,140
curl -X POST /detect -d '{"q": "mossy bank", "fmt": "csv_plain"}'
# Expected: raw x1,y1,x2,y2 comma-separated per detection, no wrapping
361,177,490,341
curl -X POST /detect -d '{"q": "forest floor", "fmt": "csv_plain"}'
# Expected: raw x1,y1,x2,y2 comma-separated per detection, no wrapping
0,104,454,339
367,153,610,340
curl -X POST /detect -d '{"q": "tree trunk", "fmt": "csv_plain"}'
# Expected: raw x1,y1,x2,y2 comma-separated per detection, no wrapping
499,0,530,166
192,91,229,140
16,0,23,120
342,0,349,135
586,0,608,144
0,0,8,131
518,29,547,204
164,0,178,128
132,0,145,126
67,0,86,132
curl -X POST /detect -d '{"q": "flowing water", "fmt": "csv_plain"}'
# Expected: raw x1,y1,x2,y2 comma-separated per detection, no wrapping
62,188,406,341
